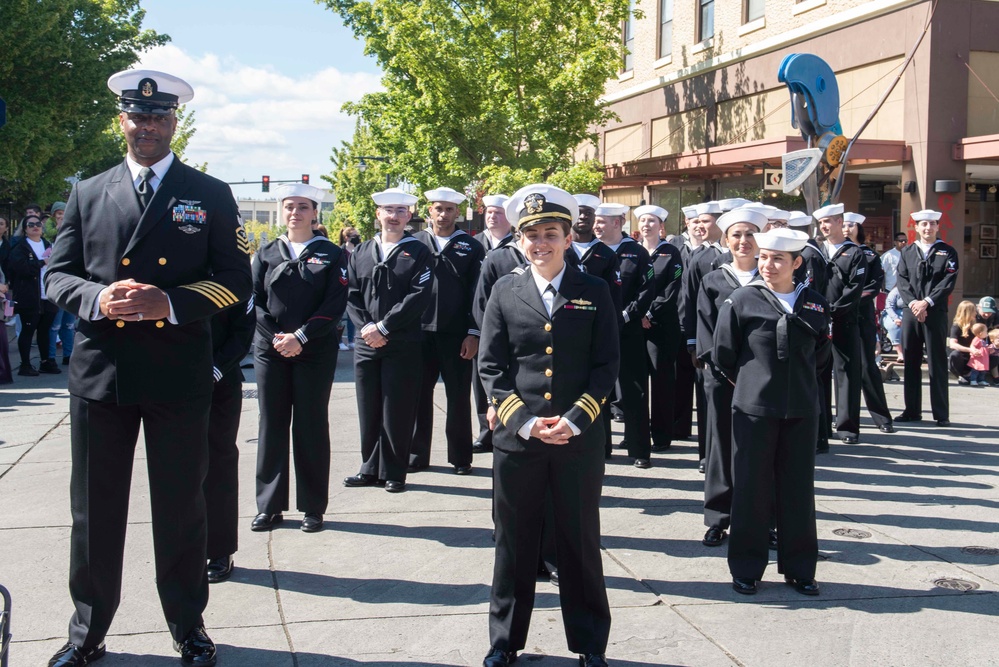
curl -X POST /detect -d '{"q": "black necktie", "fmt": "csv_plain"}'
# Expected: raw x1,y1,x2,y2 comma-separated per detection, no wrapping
543,284,556,316
137,167,154,209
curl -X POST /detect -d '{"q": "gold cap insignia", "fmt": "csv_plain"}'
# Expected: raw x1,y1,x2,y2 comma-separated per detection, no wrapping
524,193,546,215
141,80,154,97
571,298,592,306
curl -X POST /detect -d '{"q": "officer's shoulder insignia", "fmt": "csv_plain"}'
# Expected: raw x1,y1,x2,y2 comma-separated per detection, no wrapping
571,298,592,306
512,267,527,275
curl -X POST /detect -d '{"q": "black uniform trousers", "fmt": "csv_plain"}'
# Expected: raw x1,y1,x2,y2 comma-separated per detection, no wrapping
355,338,423,482
67,395,210,647
254,346,337,515
673,344,696,439
694,368,708,460
827,313,862,437
411,332,474,468
646,331,677,449
728,411,818,581
901,309,950,421
619,325,652,459
858,299,892,427
490,441,610,655
703,370,734,530
205,371,242,559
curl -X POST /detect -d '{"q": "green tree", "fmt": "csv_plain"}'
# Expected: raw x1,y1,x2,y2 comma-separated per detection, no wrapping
0,0,167,207
547,160,604,195
319,0,632,192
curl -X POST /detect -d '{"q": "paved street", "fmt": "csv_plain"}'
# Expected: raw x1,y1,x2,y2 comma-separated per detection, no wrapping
1,332,997,666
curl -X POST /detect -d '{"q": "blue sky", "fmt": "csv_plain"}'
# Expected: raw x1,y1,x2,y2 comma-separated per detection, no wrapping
138,0,382,200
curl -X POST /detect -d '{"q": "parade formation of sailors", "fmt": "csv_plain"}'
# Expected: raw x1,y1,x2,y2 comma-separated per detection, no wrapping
37,65,961,667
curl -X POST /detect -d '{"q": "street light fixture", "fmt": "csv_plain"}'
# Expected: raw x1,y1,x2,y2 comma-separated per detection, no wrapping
357,155,391,189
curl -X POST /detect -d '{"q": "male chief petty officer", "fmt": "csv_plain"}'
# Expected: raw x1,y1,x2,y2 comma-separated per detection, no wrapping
479,184,619,667
44,69,252,666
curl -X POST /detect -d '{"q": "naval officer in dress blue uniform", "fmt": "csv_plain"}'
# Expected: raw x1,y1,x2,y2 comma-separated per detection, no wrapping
479,185,619,667
44,69,252,666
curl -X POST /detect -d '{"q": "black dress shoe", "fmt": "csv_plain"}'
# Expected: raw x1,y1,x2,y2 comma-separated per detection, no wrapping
206,555,233,583
579,653,608,667
698,459,705,473
651,442,671,452
47,642,106,666
732,577,757,595
173,626,217,665
472,440,493,454
454,465,473,475
39,358,62,374
702,526,727,547
632,458,652,469
936,419,951,427
343,473,379,487
785,576,820,596
385,480,406,493
18,363,39,376
879,423,896,433
250,513,282,531
549,569,559,586
407,462,429,473
841,435,858,444
769,529,778,550
895,412,922,422
483,646,517,666
301,513,324,533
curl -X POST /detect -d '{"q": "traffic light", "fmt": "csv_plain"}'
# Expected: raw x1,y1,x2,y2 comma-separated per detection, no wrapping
302,174,310,184
262,175,270,192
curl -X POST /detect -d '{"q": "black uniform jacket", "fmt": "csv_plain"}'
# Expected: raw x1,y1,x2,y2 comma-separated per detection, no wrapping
819,240,865,318
614,237,655,330
415,229,485,336
252,235,349,356
896,240,959,313
566,240,623,315
45,158,252,404
347,234,434,342
861,245,885,299
794,240,830,296
7,237,52,310
646,241,683,336
479,264,620,453
480,232,514,252
695,264,757,370
681,242,725,345
473,243,528,331
713,281,831,419
212,296,255,382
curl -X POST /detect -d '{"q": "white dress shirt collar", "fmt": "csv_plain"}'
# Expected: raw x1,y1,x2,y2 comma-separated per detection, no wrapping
530,263,567,296
125,152,175,192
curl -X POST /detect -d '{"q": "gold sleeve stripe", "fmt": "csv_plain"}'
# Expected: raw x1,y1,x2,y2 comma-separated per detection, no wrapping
575,394,600,422
182,281,239,306
497,395,525,425
179,285,226,308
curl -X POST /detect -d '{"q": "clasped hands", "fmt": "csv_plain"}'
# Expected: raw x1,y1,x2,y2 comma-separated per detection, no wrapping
361,323,387,348
486,407,573,446
272,333,303,358
909,299,929,323
100,279,170,321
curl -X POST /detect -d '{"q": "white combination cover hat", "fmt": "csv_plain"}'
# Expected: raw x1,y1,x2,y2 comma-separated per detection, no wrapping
911,209,942,222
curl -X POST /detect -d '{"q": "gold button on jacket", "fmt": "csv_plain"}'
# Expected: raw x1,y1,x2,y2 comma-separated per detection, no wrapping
121,258,130,266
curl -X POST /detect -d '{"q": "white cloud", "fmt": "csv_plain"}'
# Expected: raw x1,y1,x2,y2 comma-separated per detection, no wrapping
136,44,382,197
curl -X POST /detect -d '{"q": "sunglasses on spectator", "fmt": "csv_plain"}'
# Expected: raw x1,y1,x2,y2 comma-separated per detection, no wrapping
26,221,43,228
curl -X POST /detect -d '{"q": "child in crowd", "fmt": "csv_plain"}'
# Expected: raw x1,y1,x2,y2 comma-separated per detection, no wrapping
988,329,999,383
967,323,990,386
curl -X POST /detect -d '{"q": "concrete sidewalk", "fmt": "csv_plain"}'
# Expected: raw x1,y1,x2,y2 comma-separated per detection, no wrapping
1,334,997,666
